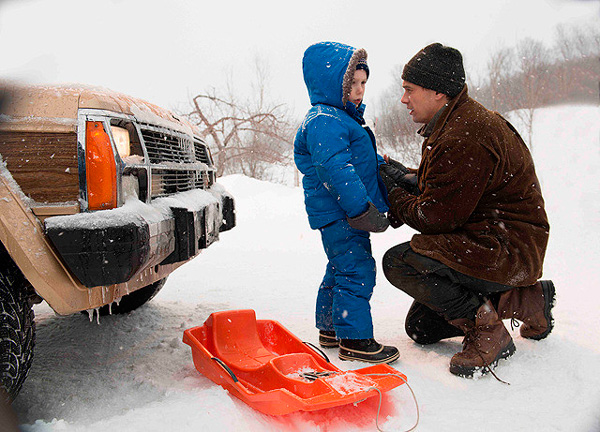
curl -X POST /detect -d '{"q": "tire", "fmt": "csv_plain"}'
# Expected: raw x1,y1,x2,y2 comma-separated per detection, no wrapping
0,246,35,402
97,278,167,316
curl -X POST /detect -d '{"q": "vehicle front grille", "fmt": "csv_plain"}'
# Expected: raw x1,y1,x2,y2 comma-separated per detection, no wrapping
141,127,195,164
151,169,212,199
194,139,211,164
138,124,215,199
140,124,212,165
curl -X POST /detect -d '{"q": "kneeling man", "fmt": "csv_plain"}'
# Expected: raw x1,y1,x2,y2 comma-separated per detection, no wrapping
381,43,555,378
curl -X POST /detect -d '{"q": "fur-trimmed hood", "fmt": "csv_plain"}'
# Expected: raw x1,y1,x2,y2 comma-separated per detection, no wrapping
302,41,367,109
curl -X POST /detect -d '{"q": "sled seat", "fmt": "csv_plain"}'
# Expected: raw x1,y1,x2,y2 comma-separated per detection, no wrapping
208,309,275,370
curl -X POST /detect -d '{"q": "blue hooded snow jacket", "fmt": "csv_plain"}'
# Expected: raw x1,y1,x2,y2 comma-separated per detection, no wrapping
294,41,389,230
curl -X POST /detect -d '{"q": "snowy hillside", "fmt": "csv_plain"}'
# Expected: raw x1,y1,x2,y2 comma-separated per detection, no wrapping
13,104,600,432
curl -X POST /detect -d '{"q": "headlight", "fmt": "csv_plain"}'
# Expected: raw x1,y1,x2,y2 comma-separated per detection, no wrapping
110,125,131,158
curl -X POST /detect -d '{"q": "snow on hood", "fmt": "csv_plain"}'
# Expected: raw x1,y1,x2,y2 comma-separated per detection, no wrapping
302,41,367,109
0,82,198,136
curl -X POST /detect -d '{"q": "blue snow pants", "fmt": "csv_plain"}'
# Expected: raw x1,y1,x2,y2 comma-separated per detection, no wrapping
316,219,376,340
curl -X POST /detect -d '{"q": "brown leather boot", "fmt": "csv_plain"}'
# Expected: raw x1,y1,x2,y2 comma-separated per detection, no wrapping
449,300,516,378
497,280,556,340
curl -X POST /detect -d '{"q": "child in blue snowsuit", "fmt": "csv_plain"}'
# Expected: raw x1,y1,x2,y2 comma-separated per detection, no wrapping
294,42,399,364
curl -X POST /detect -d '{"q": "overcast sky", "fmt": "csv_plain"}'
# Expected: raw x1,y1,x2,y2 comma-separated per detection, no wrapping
0,0,598,117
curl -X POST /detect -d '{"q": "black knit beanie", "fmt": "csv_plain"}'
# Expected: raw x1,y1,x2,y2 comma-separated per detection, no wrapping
402,43,465,98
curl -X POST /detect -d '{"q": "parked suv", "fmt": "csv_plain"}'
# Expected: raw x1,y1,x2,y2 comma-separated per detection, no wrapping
0,83,235,400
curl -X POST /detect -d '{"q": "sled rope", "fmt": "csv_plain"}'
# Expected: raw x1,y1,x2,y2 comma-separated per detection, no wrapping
364,373,419,432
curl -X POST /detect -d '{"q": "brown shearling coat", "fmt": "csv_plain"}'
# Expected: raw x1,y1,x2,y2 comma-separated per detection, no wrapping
388,86,549,286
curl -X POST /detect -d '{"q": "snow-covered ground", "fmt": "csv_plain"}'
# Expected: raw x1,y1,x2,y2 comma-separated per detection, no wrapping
12,104,600,431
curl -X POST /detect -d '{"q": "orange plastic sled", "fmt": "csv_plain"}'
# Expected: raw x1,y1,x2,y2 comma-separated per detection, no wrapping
182,309,407,416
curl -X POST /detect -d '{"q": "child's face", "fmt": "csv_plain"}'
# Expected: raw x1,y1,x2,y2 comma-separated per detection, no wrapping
349,69,367,107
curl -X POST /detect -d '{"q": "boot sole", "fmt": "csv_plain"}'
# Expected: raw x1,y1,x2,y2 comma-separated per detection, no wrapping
319,334,339,348
319,340,339,348
338,349,400,364
449,340,516,378
527,280,556,341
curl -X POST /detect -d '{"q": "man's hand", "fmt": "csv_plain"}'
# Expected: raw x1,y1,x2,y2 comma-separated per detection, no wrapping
384,155,411,175
379,164,404,192
379,156,420,195
347,202,390,232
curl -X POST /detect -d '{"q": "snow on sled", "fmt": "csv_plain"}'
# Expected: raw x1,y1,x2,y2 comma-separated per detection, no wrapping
182,309,407,416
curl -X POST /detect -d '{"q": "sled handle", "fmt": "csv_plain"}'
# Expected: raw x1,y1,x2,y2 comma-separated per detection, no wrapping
303,341,330,363
211,357,239,382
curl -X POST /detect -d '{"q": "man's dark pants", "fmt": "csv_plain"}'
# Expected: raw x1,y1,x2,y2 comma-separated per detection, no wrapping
382,242,514,344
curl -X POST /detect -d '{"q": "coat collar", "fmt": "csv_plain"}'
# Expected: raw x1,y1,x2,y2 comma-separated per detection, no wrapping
426,85,469,143
344,101,366,124
418,105,446,138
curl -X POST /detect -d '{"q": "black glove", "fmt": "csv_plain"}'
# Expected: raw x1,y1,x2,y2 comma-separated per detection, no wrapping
386,157,411,175
347,202,390,233
379,164,401,193
379,158,420,196
399,173,420,195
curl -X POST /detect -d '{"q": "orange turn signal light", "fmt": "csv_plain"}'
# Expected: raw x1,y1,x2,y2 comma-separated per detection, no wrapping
86,121,117,210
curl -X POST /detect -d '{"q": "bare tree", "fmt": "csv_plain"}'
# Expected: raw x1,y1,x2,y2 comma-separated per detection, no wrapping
185,60,295,179
555,23,600,104
554,25,581,100
565,23,600,58
374,65,422,167
486,47,515,112
475,23,599,148
508,38,552,148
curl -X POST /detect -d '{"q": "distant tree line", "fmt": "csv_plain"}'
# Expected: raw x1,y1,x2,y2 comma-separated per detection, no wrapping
376,23,600,160
184,24,599,182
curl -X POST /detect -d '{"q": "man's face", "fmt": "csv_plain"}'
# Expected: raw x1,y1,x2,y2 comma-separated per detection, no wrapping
400,81,444,124
349,69,368,107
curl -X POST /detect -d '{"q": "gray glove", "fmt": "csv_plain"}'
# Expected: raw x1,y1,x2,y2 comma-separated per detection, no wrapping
347,202,390,232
